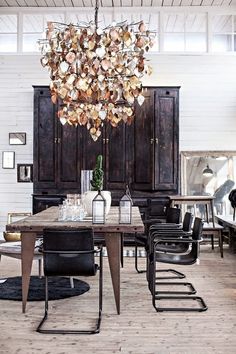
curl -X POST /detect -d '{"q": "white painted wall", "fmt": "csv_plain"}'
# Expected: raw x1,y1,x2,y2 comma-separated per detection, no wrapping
0,53,236,234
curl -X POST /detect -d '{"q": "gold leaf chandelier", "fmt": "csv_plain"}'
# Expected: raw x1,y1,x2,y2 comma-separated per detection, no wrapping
39,0,155,141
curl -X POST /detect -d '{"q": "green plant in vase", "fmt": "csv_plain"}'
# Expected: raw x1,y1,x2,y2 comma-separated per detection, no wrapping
90,155,104,191
83,154,111,216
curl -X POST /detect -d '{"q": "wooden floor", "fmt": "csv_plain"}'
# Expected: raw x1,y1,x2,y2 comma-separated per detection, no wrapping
0,246,236,354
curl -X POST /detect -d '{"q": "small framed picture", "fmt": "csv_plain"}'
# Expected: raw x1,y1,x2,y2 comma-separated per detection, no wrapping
9,132,26,145
2,151,15,169
17,164,33,183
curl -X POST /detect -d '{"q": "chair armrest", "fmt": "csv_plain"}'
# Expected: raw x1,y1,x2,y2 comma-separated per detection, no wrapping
147,230,191,254
150,230,191,240
154,237,203,250
150,222,181,227
41,249,98,255
149,223,182,232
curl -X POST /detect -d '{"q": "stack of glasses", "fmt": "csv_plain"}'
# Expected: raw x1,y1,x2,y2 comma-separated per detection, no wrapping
58,194,87,222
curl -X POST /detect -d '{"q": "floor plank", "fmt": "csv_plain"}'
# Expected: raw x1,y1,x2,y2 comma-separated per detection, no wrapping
0,246,235,354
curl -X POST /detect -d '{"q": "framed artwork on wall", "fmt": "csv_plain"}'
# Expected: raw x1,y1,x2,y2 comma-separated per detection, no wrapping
17,164,33,183
9,132,26,145
2,151,15,169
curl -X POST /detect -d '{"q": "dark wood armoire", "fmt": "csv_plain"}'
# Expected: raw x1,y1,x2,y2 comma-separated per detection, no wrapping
33,85,180,216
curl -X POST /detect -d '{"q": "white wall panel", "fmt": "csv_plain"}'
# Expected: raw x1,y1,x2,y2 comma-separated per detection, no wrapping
0,53,236,234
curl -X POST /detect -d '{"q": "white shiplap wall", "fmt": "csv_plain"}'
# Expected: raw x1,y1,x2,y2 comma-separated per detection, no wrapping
0,53,236,234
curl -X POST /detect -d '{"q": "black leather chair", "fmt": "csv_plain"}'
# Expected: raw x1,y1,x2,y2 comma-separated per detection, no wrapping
147,212,193,281
149,217,207,312
229,188,236,220
135,207,181,273
148,211,193,254
37,228,103,334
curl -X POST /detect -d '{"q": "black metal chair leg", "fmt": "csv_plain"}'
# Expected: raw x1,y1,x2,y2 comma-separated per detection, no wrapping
96,245,103,333
153,295,208,312
152,262,207,312
37,253,103,334
219,231,224,258
155,269,185,280
36,276,48,333
211,234,214,250
38,259,42,278
155,281,196,295
134,242,146,273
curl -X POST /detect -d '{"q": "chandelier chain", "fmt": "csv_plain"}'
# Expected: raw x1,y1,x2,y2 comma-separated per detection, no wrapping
95,0,99,30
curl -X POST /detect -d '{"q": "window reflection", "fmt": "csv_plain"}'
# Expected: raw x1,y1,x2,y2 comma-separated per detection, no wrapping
163,13,207,52
212,15,234,52
181,152,236,216
0,15,17,52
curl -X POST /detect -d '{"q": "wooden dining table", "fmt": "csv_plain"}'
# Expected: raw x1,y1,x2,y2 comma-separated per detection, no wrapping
6,206,144,315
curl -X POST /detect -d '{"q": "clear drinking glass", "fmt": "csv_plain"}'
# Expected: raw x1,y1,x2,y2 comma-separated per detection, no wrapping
58,205,64,221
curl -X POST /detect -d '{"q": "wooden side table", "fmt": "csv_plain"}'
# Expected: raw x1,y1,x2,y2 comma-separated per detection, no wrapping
169,195,215,227
202,222,224,258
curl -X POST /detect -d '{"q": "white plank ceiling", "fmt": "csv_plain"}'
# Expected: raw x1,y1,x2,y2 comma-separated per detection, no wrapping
0,0,235,7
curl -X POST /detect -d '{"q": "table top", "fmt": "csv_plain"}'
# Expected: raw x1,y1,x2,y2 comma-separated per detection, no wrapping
215,215,236,229
169,195,215,202
202,222,223,230
6,206,144,234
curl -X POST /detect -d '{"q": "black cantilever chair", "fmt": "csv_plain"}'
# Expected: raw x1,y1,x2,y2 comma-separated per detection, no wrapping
36,228,103,335
149,217,207,312
149,211,193,254
147,212,193,281
135,207,181,273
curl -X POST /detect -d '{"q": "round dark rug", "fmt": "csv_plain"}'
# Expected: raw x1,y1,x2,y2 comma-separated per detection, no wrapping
0,276,90,301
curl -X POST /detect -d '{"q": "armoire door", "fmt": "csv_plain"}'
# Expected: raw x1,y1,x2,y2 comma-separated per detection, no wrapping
132,88,155,190
57,123,82,191
154,88,179,192
33,86,57,191
105,121,132,190
81,126,105,172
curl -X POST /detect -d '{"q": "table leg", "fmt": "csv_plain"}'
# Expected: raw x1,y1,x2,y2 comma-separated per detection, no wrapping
219,230,223,258
205,204,209,223
21,232,37,313
104,232,121,315
210,200,215,227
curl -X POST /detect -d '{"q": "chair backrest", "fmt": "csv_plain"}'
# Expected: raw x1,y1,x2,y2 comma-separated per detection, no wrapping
146,199,170,220
188,217,203,260
166,207,181,224
42,228,96,277
192,217,203,240
182,212,193,232
229,189,236,208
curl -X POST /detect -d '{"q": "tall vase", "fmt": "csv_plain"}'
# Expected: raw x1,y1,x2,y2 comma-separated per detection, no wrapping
83,190,111,216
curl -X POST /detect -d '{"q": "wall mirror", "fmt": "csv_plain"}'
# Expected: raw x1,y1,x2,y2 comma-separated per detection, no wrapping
9,132,26,145
181,151,236,215
17,164,33,183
